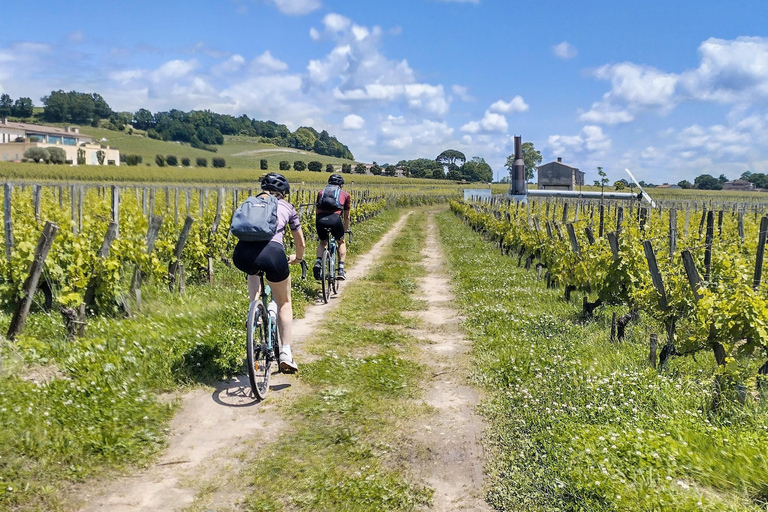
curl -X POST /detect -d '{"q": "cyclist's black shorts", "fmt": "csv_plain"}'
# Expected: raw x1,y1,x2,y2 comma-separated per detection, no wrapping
316,212,345,242
232,240,290,282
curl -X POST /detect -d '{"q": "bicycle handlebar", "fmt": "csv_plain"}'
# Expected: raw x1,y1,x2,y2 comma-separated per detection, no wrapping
300,260,308,280
346,230,353,243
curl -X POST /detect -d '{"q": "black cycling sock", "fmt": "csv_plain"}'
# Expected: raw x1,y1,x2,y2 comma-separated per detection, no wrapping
339,261,345,269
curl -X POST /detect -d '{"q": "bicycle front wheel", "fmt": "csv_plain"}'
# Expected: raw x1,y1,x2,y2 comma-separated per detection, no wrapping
246,301,271,400
321,249,331,303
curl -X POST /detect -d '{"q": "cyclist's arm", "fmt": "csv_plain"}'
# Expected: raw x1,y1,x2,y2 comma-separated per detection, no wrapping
342,208,351,233
289,226,306,264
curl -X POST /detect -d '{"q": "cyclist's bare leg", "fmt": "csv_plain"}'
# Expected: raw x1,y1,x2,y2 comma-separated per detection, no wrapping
315,240,328,260
338,237,347,264
267,275,293,349
246,274,262,302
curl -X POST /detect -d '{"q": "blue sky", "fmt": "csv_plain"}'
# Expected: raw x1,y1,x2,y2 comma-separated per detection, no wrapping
1,0,767,185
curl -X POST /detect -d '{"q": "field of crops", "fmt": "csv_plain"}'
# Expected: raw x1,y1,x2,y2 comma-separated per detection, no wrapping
441,199,768,510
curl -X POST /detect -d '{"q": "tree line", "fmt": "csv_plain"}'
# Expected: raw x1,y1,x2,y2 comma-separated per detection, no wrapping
0,90,354,160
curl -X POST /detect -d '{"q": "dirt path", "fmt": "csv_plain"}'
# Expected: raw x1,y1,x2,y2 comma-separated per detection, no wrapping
73,213,412,512
408,210,491,511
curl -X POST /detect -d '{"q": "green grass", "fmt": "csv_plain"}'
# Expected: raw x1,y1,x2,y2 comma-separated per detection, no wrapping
436,209,768,511
239,210,433,512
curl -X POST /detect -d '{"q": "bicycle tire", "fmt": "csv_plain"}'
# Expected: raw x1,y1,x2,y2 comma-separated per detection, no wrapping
269,311,281,367
331,249,339,294
321,249,331,303
246,301,271,400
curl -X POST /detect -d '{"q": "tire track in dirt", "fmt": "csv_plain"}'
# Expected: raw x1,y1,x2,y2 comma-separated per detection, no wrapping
407,210,491,511
72,212,413,512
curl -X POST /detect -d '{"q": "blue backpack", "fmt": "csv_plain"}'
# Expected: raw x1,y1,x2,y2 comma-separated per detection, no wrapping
318,185,343,210
230,192,280,241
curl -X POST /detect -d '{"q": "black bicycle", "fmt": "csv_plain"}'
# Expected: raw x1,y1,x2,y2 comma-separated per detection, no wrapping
318,228,352,303
246,261,307,400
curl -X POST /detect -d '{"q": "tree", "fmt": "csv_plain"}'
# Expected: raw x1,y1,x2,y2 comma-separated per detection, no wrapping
133,108,155,130
370,162,382,175
325,163,335,173
718,174,728,183
279,161,290,171
0,94,11,118
166,155,178,166
446,168,461,180
12,97,33,118
48,147,67,164
341,163,352,174
384,165,396,176
678,180,692,189
294,160,306,171
504,142,542,181
96,150,106,165
461,157,493,183
614,181,626,190
212,157,226,168
308,161,322,172
745,172,768,189
598,167,608,193
260,159,268,170
196,157,208,167
354,163,367,174
24,147,50,163
181,157,190,167
694,174,722,190
432,168,445,179
436,149,466,167
155,154,166,167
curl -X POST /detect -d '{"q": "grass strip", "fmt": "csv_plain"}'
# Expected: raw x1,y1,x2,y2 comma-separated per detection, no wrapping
435,210,768,512
240,210,434,511
0,208,400,511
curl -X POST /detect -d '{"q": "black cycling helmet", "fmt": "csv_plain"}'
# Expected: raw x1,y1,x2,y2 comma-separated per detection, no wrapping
328,174,345,186
261,172,290,195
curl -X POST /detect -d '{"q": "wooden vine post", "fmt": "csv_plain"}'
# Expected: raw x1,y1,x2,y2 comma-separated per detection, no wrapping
7,222,59,340
4,183,12,260
753,216,768,291
168,216,195,292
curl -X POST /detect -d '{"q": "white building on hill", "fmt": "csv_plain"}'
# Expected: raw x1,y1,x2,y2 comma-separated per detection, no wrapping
0,118,120,165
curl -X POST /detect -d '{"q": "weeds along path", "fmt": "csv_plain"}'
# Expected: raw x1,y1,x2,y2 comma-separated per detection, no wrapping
406,209,491,511
75,212,413,512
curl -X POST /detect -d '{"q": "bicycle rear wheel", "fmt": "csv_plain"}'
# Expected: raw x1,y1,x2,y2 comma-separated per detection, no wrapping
246,301,271,399
331,252,340,294
321,249,331,303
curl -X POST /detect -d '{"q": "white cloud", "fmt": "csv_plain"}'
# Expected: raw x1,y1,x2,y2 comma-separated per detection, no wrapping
267,0,321,15
212,54,246,75
149,59,198,81
680,36,768,102
461,111,508,133
452,85,474,102
323,13,351,32
547,125,611,156
579,101,635,124
254,51,288,72
342,114,365,130
594,63,678,108
489,96,528,114
552,41,577,60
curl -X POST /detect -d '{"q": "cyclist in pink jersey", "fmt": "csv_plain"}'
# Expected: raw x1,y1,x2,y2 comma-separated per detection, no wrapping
313,174,351,280
232,173,305,372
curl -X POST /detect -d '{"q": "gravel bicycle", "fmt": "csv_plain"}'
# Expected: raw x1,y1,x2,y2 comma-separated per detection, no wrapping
246,260,307,400
318,228,352,303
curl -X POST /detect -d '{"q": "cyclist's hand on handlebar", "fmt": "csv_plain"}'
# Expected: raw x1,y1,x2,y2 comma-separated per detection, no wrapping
287,254,303,265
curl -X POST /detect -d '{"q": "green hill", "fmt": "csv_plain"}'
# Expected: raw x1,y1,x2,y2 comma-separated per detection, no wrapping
78,127,359,170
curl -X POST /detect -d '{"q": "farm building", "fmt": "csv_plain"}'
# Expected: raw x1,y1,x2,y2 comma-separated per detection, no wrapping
0,118,120,165
722,179,755,191
537,157,585,191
